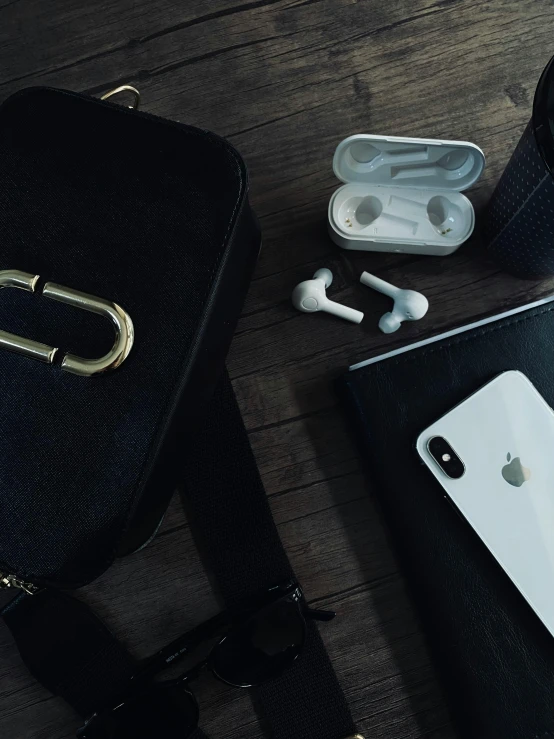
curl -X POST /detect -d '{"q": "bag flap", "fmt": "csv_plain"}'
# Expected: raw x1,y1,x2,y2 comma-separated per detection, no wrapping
0,87,252,588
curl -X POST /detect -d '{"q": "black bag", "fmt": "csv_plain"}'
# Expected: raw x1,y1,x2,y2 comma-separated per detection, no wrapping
0,86,261,592
0,87,360,739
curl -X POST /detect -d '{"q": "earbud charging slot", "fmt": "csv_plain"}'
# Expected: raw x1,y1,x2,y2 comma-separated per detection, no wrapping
427,195,465,238
332,184,473,246
337,194,418,236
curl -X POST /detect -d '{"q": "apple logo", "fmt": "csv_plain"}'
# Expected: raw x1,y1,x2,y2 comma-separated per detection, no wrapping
501,453,531,487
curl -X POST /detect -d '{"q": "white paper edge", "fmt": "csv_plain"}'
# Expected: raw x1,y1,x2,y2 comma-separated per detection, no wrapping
349,294,554,371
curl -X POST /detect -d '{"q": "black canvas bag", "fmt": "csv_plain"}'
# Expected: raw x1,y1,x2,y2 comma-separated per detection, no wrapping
0,86,261,592
0,87,361,739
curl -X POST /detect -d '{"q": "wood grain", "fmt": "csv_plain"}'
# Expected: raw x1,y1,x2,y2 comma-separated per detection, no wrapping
1,0,553,736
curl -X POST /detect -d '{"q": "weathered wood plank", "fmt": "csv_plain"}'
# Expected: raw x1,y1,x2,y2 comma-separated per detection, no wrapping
2,0,554,736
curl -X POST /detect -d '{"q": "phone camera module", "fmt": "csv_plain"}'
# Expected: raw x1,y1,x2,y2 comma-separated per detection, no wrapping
428,437,465,479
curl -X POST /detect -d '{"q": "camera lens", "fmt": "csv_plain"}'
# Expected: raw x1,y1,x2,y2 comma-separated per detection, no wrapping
427,437,465,479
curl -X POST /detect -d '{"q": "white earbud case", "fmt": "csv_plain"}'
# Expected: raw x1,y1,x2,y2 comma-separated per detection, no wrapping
328,134,485,256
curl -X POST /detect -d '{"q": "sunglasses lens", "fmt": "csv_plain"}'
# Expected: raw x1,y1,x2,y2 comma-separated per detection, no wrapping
211,597,306,687
78,682,199,739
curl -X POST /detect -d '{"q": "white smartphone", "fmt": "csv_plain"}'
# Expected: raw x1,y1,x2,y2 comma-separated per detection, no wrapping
416,370,554,638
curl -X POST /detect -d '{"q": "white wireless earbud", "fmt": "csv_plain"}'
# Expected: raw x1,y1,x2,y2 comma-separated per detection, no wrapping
292,268,364,324
360,271,429,334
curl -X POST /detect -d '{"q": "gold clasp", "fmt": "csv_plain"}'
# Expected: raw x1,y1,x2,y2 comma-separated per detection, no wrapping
0,270,134,376
100,85,140,110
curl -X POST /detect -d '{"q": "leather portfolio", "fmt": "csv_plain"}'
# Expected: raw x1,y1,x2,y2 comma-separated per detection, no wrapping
337,298,554,739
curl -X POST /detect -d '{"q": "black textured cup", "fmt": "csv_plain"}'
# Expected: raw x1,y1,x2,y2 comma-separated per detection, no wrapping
486,56,554,277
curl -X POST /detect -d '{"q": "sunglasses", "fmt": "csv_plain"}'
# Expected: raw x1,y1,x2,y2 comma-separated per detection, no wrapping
77,581,334,738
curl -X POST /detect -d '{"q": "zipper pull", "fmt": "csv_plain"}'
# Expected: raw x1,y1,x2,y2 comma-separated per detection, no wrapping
0,572,39,595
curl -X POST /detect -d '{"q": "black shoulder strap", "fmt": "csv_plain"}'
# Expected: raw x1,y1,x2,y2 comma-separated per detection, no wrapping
2,370,357,739
2,589,136,717
181,371,357,739
2,589,209,739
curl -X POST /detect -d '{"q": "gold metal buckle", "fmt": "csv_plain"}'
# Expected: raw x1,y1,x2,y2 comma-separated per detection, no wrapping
0,270,134,376
100,85,140,110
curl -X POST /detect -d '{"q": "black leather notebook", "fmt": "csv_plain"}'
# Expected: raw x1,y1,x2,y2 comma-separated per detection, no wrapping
337,297,554,739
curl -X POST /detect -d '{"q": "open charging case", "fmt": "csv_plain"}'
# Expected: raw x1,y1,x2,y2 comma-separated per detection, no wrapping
328,134,485,256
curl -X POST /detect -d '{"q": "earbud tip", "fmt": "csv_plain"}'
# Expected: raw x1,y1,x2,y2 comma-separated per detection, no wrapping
313,268,333,289
378,313,401,334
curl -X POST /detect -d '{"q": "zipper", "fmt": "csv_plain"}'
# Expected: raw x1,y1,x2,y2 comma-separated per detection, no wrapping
0,572,39,595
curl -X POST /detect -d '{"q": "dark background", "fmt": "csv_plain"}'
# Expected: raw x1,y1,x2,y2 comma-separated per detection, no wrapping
1,1,553,737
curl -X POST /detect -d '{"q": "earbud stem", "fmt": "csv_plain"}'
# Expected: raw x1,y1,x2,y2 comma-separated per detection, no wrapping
360,271,399,299
324,299,364,324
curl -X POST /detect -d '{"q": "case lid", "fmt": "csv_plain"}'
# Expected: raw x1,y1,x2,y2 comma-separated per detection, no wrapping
333,134,485,191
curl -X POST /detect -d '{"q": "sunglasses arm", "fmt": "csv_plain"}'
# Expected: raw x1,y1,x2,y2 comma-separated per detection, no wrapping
132,611,229,685
304,607,336,622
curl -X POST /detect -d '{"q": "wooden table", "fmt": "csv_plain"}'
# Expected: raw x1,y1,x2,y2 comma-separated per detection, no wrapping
1,1,553,737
